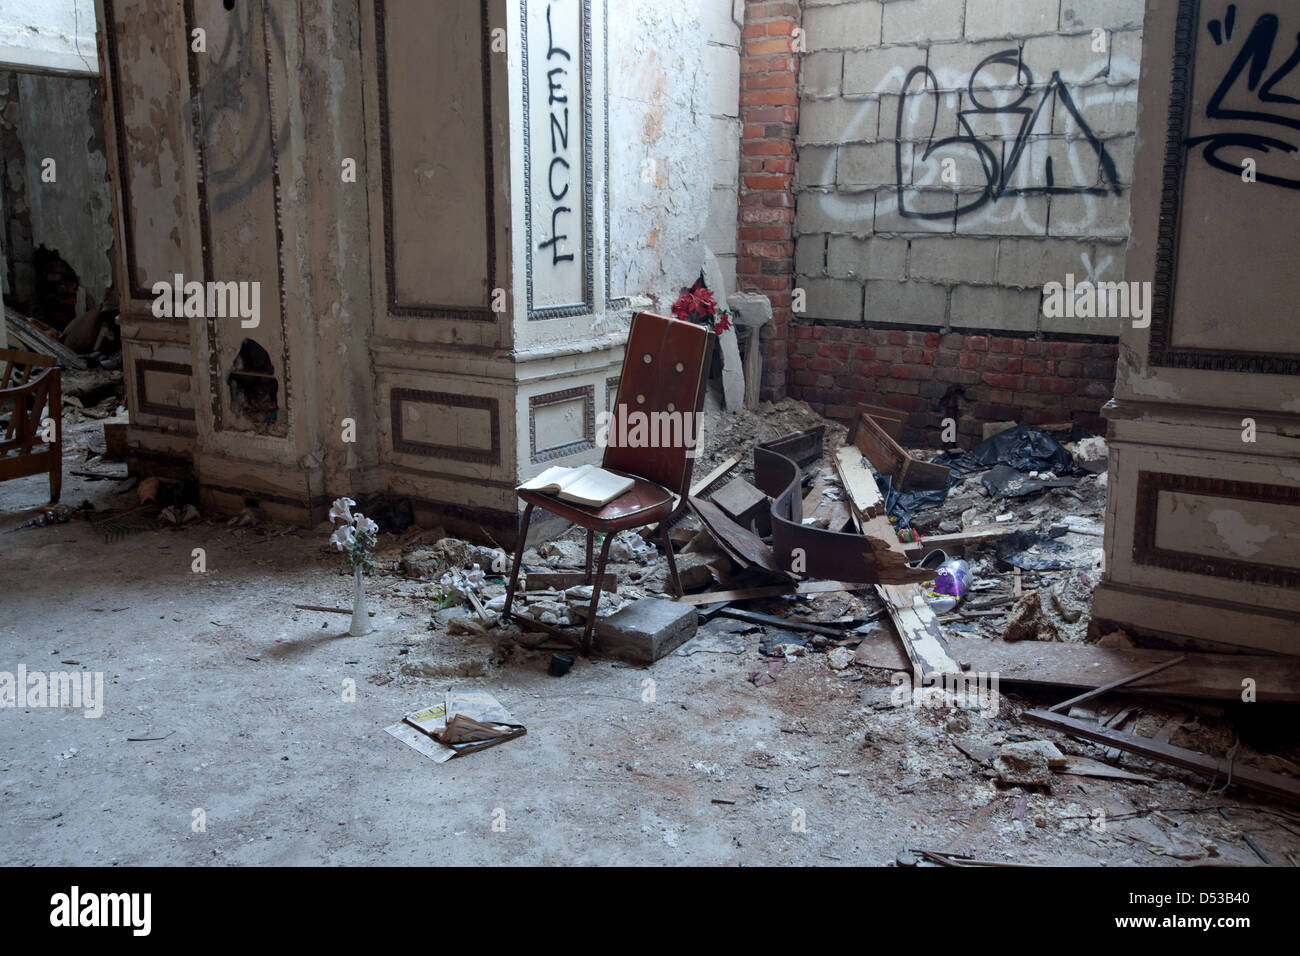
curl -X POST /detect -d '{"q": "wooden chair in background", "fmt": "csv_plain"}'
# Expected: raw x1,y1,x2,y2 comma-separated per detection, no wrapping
0,348,63,503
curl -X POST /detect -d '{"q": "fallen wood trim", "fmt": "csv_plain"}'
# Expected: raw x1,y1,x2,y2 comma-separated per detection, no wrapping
901,526,1021,556
833,445,885,521
675,579,865,606
756,426,824,470
690,455,740,498
876,582,962,678
687,496,784,574
850,633,1300,703
754,443,932,586
294,604,376,617
716,608,846,637
1048,655,1187,713
855,413,950,492
1025,709,1300,804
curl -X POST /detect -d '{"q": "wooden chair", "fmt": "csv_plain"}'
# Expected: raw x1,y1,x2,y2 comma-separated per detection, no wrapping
0,348,63,503
503,312,714,653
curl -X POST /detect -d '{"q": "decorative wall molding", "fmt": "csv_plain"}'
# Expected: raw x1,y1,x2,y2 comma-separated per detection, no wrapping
134,359,197,421
529,384,596,462
1149,0,1300,375
522,0,597,321
390,388,501,465
375,0,496,320
1133,470,1300,588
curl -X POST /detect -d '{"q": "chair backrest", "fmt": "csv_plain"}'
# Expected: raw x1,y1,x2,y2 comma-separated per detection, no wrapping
603,312,713,498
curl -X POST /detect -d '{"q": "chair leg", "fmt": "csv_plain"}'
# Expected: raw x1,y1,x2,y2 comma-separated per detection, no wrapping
502,503,534,620
660,523,683,597
581,532,615,655
584,530,595,584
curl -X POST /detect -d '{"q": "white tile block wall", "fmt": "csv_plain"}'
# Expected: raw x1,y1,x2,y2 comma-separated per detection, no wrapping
792,0,1143,337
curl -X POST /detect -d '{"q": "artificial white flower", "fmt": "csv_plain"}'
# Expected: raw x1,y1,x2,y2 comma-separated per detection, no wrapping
354,514,379,536
330,524,356,551
328,497,356,524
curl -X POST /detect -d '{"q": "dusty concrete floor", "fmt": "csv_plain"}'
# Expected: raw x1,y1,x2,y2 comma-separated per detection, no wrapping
1,420,1297,867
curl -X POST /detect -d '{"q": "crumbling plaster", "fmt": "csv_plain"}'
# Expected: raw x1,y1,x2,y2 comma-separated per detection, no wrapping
608,0,742,309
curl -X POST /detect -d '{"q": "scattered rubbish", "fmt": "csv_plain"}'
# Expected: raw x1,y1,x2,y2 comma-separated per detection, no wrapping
548,653,575,676
127,730,176,742
749,660,784,686
386,690,525,764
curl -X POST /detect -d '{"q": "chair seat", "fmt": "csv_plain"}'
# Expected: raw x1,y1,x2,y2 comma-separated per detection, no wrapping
517,473,675,533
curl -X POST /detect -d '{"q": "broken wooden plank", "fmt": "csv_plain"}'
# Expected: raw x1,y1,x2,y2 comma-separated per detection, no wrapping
687,496,784,574
876,582,961,678
1025,709,1300,804
690,455,741,498
1048,656,1188,714
711,476,770,535
756,425,824,470
853,403,904,441
833,445,885,521
716,608,846,637
851,633,1300,703
1055,756,1155,783
854,413,950,492
801,475,852,532
901,526,1021,557
674,579,865,606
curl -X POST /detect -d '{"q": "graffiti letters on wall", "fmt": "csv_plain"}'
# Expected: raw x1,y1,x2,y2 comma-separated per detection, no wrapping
1186,3,1300,190
525,0,590,317
896,52,1123,220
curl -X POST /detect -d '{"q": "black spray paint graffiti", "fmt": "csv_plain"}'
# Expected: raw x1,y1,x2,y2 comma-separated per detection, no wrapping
1186,4,1300,190
184,3,288,213
896,51,1123,220
538,0,576,266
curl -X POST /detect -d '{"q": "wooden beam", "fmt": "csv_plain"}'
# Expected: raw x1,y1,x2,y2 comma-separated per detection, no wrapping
901,526,1021,556
690,455,740,498
1025,710,1300,804
852,633,1300,703
833,445,884,522
1048,656,1187,713
674,579,864,606
876,582,961,678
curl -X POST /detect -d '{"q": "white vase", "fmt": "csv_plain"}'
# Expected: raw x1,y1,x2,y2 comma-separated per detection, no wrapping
350,564,369,636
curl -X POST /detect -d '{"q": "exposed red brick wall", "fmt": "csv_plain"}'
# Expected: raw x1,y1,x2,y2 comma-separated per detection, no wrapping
789,325,1118,447
736,0,801,402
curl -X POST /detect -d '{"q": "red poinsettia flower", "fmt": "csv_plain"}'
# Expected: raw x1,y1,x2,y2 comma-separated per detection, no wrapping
672,275,731,332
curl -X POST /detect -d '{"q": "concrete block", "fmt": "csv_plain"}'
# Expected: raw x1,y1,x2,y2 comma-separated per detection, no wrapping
995,237,1093,289
954,194,1050,236
1047,192,1131,238
828,235,908,279
863,279,947,326
1107,29,1142,86
804,1,883,50
882,0,963,44
801,51,844,97
796,145,838,187
838,142,897,187
802,277,865,321
1054,90,1138,138
875,188,956,233
701,43,740,117
842,45,925,97
1061,0,1145,32
797,96,878,145
795,234,828,275
908,236,997,284
795,188,875,234
963,0,1060,40
879,91,962,145
1022,33,1110,86
1102,134,1136,185
926,39,1025,91
905,137,985,189
949,283,1040,332
595,598,699,664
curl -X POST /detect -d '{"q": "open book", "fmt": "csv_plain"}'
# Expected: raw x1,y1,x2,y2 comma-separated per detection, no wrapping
518,463,634,508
